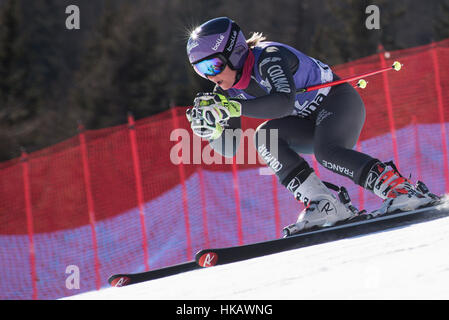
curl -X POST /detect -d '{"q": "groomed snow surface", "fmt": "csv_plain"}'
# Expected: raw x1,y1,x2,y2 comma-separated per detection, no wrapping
68,212,449,300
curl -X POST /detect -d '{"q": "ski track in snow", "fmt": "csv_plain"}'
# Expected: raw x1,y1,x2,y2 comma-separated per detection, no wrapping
67,213,449,300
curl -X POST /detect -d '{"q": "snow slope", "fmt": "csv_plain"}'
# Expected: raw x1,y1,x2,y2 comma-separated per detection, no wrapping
67,212,449,300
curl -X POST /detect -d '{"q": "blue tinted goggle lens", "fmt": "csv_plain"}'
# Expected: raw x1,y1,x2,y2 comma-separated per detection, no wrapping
193,56,226,77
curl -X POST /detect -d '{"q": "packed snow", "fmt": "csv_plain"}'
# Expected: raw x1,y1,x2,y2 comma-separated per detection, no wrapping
67,203,449,300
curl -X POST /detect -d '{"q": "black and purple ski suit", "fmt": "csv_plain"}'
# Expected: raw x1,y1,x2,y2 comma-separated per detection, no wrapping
210,41,379,189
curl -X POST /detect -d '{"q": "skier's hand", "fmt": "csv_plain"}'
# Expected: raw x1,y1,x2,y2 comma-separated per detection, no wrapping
193,92,241,123
186,107,224,140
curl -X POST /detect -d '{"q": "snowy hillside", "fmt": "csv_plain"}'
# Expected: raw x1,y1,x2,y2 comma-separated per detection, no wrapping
67,208,449,300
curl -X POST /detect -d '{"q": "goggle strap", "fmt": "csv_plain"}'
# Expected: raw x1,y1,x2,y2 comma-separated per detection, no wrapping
222,22,240,61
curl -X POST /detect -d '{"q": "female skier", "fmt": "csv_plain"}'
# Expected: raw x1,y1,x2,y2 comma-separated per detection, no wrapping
185,17,437,232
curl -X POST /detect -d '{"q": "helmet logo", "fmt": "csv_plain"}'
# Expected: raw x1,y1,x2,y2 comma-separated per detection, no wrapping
187,40,199,54
226,30,237,52
212,34,225,51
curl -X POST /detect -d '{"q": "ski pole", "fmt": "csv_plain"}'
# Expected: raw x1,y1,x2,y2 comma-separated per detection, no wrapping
297,61,402,93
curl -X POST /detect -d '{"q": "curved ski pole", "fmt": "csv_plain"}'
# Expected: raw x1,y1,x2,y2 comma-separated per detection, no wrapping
297,61,402,93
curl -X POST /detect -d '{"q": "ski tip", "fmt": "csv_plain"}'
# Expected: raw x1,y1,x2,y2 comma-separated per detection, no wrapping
196,251,219,268
108,275,132,287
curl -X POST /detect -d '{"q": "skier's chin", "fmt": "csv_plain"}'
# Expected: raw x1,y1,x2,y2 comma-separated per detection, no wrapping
219,84,231,90
217,80,231,90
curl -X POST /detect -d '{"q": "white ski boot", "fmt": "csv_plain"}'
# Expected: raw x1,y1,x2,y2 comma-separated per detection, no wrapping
283,172,358,235
364,161,437,216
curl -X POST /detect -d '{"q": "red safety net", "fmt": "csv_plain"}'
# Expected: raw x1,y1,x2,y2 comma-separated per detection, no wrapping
0,39,448,299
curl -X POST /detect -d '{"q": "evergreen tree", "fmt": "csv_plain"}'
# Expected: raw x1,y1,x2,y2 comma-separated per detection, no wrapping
0,0,22,160
327,0,381,63
325,0,407,63
0,0,445,162
0,0,74,160
69,2,170,129
434,0,449,41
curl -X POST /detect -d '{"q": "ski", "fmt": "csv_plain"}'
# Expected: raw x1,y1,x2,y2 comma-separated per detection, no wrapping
108,261,199,287
195,203,449,268
108,202,448,286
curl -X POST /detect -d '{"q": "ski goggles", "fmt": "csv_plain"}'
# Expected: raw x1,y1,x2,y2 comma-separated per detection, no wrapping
192,55,227,78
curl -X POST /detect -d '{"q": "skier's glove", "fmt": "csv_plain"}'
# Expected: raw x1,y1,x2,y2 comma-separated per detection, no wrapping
193,92,242,123
186,107,224,140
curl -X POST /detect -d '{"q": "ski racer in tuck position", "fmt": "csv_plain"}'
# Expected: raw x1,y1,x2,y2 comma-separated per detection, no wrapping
185,17,440,234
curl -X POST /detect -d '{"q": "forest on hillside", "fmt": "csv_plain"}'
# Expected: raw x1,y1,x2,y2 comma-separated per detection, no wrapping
0,0,448,161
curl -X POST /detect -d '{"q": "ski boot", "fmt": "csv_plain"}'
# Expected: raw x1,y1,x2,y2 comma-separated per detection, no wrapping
364,161,439,216
282,171,360,237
